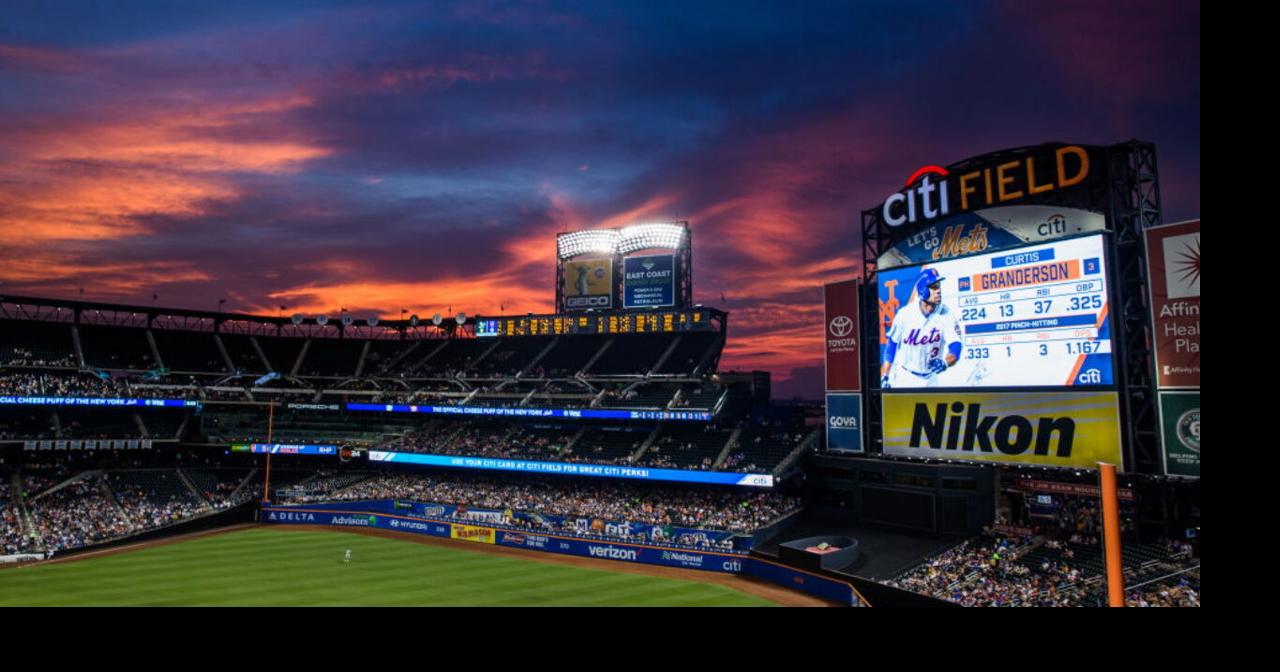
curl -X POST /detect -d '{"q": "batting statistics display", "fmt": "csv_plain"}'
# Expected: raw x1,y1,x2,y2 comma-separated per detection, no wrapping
878,234,1114,388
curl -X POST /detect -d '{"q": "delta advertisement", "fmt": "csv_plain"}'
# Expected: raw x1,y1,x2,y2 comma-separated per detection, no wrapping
1144,220,1200,389
824,279,861,391
1159,391,1200,478
623,254,676,308
876,206,1107,270
562,256,614,310
877,234,1114,389
261,506,744,574
826,393,863,452
881,391,1124,469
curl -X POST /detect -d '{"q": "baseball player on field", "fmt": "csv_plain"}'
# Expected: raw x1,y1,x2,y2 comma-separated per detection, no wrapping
881,268,962,388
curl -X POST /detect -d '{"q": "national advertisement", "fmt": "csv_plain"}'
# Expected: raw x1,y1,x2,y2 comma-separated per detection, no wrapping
1159,391,1200,478
1144,220,1200,388
623,254,676,308
562,256,614,310
882,391,1124,469
824,279,861,391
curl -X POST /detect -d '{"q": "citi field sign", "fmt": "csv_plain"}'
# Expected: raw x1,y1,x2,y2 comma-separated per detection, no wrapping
879,144,1104,231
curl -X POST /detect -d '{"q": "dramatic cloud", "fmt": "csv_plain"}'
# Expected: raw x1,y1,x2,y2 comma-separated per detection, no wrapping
0,1,1200,391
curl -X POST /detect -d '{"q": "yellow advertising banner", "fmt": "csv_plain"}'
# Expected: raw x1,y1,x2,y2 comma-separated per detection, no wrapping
450,524,496,544
882,392,1123,470
562,257,614,309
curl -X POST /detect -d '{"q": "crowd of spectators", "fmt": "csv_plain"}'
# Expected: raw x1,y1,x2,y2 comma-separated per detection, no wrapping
886,534,1090,607
290,471,800,534
1,348,77,368
27,478,135,555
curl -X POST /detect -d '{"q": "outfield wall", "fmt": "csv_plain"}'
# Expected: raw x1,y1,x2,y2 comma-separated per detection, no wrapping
262,504,862,606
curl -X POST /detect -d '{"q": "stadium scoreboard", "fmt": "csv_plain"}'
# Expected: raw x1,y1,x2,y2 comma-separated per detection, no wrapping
476,309,714,338
878,234,1114,388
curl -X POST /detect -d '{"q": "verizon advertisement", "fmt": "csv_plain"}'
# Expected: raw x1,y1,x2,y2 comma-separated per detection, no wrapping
1145,220,1200,388
824,280,861,391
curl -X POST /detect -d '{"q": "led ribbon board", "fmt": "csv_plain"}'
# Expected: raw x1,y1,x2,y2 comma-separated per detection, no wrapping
0,396,201,408
346,403,712,421
232,443,339,455
368,451,775,487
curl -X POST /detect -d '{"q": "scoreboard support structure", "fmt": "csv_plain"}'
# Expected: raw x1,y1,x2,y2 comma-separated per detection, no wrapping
859,141,1163,473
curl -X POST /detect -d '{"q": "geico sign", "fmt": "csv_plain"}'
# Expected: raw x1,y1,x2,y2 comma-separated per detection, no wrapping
829,415,859,430
565,295,611,308
883,146,1091,228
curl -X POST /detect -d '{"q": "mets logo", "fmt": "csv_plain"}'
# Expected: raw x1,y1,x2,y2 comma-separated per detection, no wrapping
829,315,854,338
904,328,941,346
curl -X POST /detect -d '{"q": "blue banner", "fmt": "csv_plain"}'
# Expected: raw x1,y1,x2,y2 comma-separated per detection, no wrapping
0,396,200,408
346,403,711,422
238,443,338,455
825,393,863,452
367,451,775,487
741,558,861,606
623,254,676,308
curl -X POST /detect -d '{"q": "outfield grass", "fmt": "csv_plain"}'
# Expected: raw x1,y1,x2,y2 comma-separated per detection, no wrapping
0,528,775,606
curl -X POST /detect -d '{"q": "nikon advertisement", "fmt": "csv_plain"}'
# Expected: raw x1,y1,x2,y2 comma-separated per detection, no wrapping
882,391,1123,469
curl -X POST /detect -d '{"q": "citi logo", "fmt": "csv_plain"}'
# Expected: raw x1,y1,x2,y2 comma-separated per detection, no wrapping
910,402,1076,456
1077,368,1102,384
588,546,638,561
830,415,859,430
883,167,951,228
722,560,742,572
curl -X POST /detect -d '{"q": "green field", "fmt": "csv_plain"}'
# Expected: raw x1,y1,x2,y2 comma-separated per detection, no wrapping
0,528,775,606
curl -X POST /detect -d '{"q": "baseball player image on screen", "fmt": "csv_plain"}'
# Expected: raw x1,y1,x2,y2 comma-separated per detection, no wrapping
880,268,962,388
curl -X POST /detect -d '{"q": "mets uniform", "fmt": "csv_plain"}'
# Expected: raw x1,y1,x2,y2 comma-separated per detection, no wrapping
883,300,962,388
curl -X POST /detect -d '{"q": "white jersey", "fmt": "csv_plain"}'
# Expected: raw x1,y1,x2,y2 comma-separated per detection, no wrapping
885,301,962,388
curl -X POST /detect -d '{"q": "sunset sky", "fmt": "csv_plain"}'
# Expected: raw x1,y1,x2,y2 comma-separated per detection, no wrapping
0,1,1200,397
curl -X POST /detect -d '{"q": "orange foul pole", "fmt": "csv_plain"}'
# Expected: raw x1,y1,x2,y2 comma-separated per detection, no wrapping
1098,462,1124,607
262,401,275,503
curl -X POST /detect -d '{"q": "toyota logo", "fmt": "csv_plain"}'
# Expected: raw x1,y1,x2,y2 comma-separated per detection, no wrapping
829,315,854,337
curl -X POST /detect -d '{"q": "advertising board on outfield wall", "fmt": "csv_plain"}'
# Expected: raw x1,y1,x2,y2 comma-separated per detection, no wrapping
451,524,497,544
881,392,1123,469
1144,220,1200,389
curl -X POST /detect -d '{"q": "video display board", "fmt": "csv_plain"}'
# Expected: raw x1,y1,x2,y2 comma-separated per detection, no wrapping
878,234,1113,388
623,254,676,308
561,257,614,310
